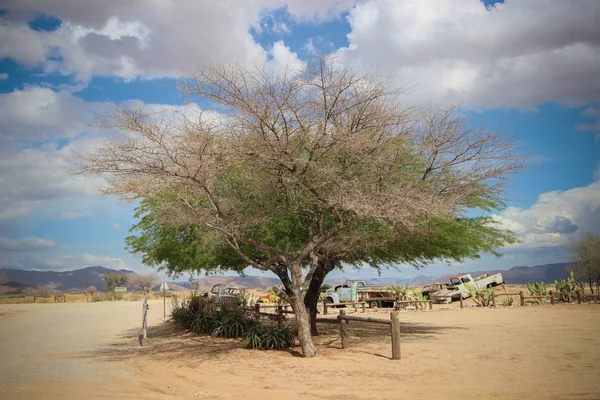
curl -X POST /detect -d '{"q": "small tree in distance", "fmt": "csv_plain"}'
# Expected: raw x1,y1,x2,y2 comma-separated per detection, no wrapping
130,273,158,294
83,286,98,301
569,233,600,294
103,273,129,294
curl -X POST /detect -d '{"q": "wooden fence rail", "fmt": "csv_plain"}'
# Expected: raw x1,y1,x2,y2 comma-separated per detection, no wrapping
394,299,433,310
337,309,401,360
323,300,366,315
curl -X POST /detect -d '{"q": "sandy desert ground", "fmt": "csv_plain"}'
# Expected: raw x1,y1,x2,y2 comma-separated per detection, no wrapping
1,301,599,400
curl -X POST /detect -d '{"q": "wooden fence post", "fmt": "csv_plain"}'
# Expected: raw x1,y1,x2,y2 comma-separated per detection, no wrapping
141,297,148,341
254,303,261,321
391,311,401,360
340,310,348,349
323,299,328,315
549,290,554,305
428,300,433,311
362,302,366,313
459,294,463,309
277,305,283,327
577,290,582,304
492,291,496,308
519,291,525,306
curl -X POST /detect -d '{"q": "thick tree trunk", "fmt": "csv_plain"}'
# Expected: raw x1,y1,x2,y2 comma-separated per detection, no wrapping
304,260,337,336
290,293,318,357
270,263,318,357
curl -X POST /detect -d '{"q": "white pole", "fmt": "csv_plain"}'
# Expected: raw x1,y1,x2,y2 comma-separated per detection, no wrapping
163,282,166,318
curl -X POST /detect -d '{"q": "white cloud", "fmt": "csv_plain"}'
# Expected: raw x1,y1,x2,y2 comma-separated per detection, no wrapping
268,40,305,74
335,0,600,114
81,253,129,270
1,1,272,81
0,86,112,142
0,236,56,251
492,179,600,249
60,211,89,219
0,73,8,80
112,222,121,230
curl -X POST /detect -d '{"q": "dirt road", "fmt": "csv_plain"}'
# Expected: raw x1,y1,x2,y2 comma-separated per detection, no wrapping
1,302,599,400
0,300,171,399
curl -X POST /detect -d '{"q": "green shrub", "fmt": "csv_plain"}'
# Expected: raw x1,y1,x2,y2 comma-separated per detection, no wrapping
410,290,428,310
390,284,409,301
527,281,547,304
554,270,584,302
501,284,514,306
465,284,493,306
244,324,294,350
211,313,250,338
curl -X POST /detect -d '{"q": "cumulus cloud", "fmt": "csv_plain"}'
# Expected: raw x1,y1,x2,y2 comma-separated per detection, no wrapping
0,1,272,81
0,86,112,142
492,179,600,249
268,40,305,74
0,236,56,251
335,0,600,114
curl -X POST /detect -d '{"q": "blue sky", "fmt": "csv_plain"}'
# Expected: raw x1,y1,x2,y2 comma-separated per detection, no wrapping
0,0,599,281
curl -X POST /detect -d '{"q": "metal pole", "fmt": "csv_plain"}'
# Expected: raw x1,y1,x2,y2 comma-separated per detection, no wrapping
163,283,166,318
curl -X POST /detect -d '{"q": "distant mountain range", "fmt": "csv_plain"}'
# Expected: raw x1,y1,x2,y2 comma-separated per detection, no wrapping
0,262,573,294
0,266,138,294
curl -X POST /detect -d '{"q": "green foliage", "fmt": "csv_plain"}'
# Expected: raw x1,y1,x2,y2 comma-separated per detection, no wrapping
526,281,547,304
211,313,251,338
501,284,514,306
554,270,584,302
390,284,409,300
171,300,290,348
125,197,249,278
465,284,493,307
244,324,294,350
319,284,332,293
410,290,428,310
103,273,129,293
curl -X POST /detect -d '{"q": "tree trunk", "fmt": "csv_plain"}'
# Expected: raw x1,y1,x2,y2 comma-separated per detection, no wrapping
304,260,337,336
289,293,318,357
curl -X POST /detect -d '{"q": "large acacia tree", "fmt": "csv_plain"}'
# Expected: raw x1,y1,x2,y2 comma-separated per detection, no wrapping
80,59,524,357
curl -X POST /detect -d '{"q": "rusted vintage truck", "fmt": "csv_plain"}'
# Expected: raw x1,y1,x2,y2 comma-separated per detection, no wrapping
204,284,246,305
431,273,504,303
324,280,396,308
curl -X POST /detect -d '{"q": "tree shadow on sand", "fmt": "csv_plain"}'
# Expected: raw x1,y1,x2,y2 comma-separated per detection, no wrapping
84,321,243,367
83,318,465,364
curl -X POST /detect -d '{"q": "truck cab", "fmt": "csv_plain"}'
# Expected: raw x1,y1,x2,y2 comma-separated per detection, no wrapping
325,281,359,304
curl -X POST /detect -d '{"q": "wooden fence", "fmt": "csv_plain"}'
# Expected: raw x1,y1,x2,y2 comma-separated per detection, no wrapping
317,309,401,360
323,301,366,315
491,290,600,307
242,303,295,327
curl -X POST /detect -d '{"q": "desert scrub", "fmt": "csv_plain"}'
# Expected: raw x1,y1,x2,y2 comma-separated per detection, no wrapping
527,281,547,304
244,324,294,350
466,284,493,306
501,285,514,306
554,270,584,302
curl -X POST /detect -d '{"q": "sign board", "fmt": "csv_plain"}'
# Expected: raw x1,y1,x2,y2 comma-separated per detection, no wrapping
115,286,128,292
159,282,169,291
